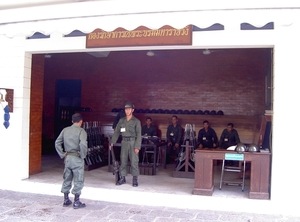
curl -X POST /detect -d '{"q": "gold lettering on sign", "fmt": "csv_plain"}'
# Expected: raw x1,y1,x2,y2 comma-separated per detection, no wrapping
87,26,190,40
86,25,192,48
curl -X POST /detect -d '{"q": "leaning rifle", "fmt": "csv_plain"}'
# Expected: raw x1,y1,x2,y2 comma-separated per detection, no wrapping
110,146,121,185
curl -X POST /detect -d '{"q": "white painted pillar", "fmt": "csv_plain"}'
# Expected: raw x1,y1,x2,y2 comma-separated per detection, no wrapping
0,36,31,181
271,21,300,207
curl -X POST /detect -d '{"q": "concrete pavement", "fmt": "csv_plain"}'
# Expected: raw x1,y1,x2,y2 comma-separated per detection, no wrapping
1,189,300,222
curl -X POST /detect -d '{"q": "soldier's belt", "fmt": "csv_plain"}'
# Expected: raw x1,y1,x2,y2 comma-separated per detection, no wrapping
67,152,79,156
122,137,135,141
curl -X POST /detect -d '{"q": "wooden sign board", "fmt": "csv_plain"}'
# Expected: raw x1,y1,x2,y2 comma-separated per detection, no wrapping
0,88,13,112
86,25,192,48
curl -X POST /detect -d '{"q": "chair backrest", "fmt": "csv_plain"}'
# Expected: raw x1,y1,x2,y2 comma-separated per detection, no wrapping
224,153,244,161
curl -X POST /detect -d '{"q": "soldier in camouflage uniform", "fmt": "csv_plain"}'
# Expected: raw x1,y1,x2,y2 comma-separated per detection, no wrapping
55,113,88,209
110,102,142,187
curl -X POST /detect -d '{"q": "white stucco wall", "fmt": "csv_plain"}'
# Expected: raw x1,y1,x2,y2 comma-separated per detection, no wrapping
0,36,31,180
271,21,300,204
1,0,300,210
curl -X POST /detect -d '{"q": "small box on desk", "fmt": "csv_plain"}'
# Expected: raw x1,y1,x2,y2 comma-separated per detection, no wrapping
260,148,270,153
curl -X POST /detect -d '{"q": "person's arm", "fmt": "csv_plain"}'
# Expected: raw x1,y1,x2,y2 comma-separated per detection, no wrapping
111,120,121,145
134,119,142,150
234,129,241,144
212,129,218,147
175,126,182,144
79,129,88,159
55,130,65,159
166,126,171,142
197,130,203,147
219,129,225,148
152,126,157,137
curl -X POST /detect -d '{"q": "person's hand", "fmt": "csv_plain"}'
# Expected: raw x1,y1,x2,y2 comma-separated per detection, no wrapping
134,148,139,154
199,144,203,149
213,143,217,148
168,142,172,146
175,143,179,148
109,144,113,150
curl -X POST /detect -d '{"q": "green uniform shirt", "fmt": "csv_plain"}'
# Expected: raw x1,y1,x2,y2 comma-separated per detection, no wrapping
112,116,142,149
55,124,88,159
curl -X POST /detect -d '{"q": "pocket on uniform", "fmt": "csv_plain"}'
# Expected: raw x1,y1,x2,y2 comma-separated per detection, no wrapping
74,168,84,183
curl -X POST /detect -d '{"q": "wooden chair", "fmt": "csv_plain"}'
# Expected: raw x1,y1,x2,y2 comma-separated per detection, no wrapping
142,146,161,166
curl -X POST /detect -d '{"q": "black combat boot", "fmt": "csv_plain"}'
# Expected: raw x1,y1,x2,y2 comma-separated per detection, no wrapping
116,176,126,185
73,194,86,209
132,176,138,187
63,193,72,207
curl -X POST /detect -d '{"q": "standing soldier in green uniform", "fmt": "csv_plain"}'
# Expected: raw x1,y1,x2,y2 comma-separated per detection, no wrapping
110,101,142,187
55,113,88,209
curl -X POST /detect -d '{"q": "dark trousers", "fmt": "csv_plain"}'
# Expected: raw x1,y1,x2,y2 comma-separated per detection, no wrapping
166,142,180,164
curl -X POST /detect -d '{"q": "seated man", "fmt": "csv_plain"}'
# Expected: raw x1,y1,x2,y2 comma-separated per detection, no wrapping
198,120,218,148
141,117,157,137
166,115,183,163
141,117,157,163
219,123,240,149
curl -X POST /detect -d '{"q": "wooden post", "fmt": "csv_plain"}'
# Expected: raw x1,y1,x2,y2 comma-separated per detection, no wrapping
173,140,195,179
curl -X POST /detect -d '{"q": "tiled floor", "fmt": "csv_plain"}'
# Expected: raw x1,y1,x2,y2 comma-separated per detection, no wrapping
37,154,250,198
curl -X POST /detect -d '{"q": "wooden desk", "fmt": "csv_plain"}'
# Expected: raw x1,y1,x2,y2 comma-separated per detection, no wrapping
193,149,271,199
108,142,167,175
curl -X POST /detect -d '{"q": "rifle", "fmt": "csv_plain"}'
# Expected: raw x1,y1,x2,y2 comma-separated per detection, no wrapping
110,146,121,185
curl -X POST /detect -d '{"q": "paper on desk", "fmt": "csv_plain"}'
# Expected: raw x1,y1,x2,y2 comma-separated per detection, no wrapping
227,145,237,151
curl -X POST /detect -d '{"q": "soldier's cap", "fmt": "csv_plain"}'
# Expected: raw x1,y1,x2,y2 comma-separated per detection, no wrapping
124,101,135,109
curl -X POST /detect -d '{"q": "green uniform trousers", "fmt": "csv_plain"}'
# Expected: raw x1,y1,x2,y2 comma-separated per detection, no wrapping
120,140,139,177
61,155,85,195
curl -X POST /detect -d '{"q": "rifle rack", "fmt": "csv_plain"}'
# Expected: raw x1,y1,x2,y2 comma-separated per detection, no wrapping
84,145,108,171
173,140,195,179
85,160,108,171
83,122,109,171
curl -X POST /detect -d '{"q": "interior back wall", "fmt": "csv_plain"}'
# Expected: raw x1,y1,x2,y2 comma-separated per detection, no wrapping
42,48,268,137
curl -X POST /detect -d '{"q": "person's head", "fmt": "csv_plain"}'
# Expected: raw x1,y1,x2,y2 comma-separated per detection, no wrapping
124,101,135,116
72,113,83,126
227,123,234,132
203,120,209,129
145,117,152,126
171,115,178,126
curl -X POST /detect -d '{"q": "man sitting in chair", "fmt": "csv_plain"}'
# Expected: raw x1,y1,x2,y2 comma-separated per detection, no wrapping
219,123,240,149
219,123,241,166
142,117,157,137
197,120,218,149
166,115,183,164
141,117,157,163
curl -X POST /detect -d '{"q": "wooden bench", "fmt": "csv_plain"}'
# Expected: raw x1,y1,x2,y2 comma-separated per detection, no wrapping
82,112,263,145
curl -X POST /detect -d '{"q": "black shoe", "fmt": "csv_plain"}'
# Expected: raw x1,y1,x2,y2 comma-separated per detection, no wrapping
132,176,138,187
63,193,72,207
73,200,86,209
116,176,126,185
73,194,86,209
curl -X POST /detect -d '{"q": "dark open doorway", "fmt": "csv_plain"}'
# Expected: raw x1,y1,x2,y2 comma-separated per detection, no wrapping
54,79,82,138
